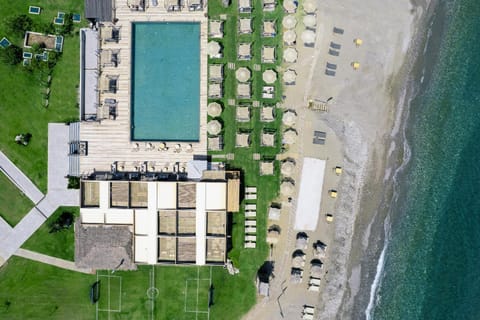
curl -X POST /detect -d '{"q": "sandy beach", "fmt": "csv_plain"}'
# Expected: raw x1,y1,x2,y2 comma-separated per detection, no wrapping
242,0,426,319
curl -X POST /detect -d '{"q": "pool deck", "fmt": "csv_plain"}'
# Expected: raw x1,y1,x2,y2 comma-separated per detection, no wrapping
80,3,208,174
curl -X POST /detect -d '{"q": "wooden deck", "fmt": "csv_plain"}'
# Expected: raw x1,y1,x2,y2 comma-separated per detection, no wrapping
80,2,208,173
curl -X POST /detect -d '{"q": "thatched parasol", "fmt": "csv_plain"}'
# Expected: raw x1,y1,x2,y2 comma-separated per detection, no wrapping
283,30,296,45
235,67,251,82
283,129,297,144
282,15,297,29
283,69,297,84
303,15,317,28
303,0,317,14
207,120,222,135
282,110,296,126
283,47,298,63
283,0,297,13
207,41,221,58
281,161,295,176
280,181,295,196
262,69,277,84
301,30,316,45
207,102,222,117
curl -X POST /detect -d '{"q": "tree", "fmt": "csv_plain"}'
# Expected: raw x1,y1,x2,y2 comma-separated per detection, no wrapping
0,44,22,65
4,14,33,37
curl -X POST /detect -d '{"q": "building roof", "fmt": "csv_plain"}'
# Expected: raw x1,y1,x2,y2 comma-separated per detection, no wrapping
75,222,135,270
85,0,113,22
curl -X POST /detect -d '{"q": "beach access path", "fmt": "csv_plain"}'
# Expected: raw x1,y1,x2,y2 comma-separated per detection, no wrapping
0,124,79,267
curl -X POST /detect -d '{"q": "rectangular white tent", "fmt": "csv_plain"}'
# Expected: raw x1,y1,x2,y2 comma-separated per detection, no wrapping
157,182,177,209
205,182,226,210
294,158,326,231
105,209,134,224
81,208,105,224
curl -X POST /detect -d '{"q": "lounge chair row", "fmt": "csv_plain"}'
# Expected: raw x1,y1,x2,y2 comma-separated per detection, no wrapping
244,189,257,248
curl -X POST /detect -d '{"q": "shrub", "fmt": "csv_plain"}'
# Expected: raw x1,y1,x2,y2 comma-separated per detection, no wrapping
4,14,33,37
0,44,22,65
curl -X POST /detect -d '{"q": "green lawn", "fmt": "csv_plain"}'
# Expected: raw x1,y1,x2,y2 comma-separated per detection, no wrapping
0,256,95,319
0,0,86,192
0,172,34,226
22,207,79,261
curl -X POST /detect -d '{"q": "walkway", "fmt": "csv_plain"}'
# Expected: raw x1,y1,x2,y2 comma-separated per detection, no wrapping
15,248,93,274
0,123,79,267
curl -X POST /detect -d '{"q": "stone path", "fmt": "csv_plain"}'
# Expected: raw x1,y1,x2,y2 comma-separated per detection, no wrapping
15,248,93,274
0,123,79,267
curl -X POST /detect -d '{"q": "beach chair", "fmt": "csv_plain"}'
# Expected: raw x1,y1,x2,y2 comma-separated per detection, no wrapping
246,194,257,200
307,284,320,292
245,187,257,193
303,312,315,319
245,220,257,227
245,204,256,211
244,242,256,248
304,306,315,314
309,277,321,286
245,211,256,218
245,235,256,242
245,227,257,234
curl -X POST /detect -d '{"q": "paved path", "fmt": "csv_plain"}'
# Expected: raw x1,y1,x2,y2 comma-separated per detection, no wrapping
0,151,44,204
15,248,93,274
0,124,79,267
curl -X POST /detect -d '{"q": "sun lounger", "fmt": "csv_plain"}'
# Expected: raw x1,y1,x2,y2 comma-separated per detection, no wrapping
326,62,337,70
245,204,257,210
325,69,336,77
314,131,327,138
304,306,315,314
245,187,257,193
313,137,326,145
245,227,257,234
245,235,256,242
246,194,257,200
330,42,342,49
307,284,320,292
245,220,257,227
244,242,256,248
303,312,315,319
309,277,321,286
245,211,256,218
333,27,344,35
328,49,340,56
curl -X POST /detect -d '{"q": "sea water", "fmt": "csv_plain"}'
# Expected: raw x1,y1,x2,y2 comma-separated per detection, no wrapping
368,0,480,319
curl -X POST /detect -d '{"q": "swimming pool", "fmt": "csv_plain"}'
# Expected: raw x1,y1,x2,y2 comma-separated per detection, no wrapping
131,22,200,141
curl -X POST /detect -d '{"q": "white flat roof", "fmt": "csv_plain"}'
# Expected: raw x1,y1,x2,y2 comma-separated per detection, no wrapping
105,209,133,224
157,182,177,209
205,182,226,210
196,183,207,265
134,210,150,235
294,158,326,231
81,208,105,224
134,235,151,263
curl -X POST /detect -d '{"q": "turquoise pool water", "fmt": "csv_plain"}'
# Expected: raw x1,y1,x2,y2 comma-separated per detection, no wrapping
131,22,200,141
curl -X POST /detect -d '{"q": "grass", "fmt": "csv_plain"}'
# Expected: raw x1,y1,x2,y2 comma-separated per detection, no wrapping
0,256,95,319
0,171,34,226
0,0,86,192
22,207,79,261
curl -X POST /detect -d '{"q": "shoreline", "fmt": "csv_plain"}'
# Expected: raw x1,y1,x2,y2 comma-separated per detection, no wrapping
242,0,428,319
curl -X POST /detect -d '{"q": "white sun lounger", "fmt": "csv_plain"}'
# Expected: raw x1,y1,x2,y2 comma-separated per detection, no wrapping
308,284,320,292
245,204,256,210
303,313,314,320
246,194,257,200
245,187,257,193
304,306,315,314
245,220,257,227
245,235,256,242
309,277,321,286
245,227,257,234
244,242,256,248
245,211,257,218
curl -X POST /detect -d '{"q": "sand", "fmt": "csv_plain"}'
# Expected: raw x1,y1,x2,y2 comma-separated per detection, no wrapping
242,0,426,319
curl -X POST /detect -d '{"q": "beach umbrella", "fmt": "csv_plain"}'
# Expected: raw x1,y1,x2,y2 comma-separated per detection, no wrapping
303,0,317,14
207,102,222,117
303,15,317,28
283,69,297,84
292,256,305,268
262,69,277,84
283,47,298,63
236,67,251,82
266,229,280,244
282,15,297,29
310,265,323,278
283,30,296,45
282,110,296,127
283,129,297,144
281,161,295,176
207,41,221,57
301,30,316,45
207,120,222,135
280,181,295,196
283,0,297,13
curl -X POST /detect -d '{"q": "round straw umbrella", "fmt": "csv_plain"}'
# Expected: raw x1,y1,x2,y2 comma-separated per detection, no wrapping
282,15,297,29
207,120,222,135
303,15,317,28
283,47,298,63
301,30,316,45
283,69,297,84
303,0,317,14
283,0,297,13
280,181,295,196
283,129,297,144
282,110,297,126
236,67,251,82
207,41,221,58
283,30,296,45
281,161,295,176
207,102,222,117
262,69,277,84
